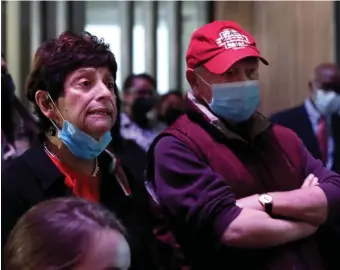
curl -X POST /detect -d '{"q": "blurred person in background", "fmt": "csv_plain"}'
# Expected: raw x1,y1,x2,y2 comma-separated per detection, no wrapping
121,73,162,152
145,21,340,270
271,63,340,174
2,31,158,270
157,90,185,127
1,54,38,168
110,86,147,184
5,197,131,270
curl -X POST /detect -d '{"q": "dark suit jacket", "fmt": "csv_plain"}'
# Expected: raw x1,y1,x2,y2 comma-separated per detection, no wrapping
270,104,340,174
113,138,147,185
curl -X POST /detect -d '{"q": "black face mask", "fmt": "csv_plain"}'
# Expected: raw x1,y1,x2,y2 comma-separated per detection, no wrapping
160,107,184,126
131,97,155,127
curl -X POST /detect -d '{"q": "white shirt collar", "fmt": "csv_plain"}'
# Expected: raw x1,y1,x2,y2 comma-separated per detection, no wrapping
304,98,321,120
187,91,218,121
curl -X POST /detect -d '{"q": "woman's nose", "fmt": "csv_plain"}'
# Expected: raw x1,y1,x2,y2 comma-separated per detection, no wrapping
98,83,113,98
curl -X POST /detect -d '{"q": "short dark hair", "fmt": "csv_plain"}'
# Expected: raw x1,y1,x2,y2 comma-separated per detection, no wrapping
156,90,184,118
5,197,126,270
26,30,118,132
159,89,183,104
122,73,157,92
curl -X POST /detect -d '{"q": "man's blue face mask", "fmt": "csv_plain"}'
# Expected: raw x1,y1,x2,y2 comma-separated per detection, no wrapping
195,73,260,123
47,93,112,160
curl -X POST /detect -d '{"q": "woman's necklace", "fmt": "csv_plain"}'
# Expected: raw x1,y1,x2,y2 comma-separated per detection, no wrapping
43,142,99,177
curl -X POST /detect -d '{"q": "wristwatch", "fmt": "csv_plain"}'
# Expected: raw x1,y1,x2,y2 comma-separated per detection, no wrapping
258,194,273,215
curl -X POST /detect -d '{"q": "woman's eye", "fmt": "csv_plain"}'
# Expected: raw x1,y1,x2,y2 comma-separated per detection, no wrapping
79,79,91,87
107,82,115,89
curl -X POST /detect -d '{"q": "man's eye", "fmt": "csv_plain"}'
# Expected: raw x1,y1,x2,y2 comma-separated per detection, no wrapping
225,70,236,77
248,69,258,79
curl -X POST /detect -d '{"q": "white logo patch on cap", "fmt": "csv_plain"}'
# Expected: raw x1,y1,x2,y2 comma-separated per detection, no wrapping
216,29,250,50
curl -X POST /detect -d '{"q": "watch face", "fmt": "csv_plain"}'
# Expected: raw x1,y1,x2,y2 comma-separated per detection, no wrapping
260,194,272,204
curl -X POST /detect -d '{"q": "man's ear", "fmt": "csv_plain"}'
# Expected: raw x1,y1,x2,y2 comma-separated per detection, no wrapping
35,90,57,120
186,69,198,91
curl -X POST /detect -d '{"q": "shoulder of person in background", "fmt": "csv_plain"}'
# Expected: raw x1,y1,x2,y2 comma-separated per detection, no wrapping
269,104,304,122
12,96,38,140
1,147,37,249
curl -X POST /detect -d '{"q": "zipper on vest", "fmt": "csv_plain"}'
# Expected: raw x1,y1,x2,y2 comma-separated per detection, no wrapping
272,140,294,169
283,154,293,168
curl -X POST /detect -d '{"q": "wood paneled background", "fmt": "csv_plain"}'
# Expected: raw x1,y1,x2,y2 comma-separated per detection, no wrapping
214,1,335,116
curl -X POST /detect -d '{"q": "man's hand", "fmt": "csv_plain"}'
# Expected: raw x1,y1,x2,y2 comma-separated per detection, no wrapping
301,174,319,189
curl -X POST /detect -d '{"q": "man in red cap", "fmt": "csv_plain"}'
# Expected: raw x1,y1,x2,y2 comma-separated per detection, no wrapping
145,21,340,269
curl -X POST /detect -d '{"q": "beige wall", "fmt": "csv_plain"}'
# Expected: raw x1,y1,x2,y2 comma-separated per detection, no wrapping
214,1,335,116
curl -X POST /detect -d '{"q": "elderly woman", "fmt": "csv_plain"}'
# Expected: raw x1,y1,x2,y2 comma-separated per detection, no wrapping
5,197,131,270
2,31,158,269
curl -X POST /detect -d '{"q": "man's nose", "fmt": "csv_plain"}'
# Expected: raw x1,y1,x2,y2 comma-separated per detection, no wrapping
236,70,249,82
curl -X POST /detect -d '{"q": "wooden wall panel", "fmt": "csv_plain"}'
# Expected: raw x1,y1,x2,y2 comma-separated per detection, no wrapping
214,1,254,32
214,1,335,116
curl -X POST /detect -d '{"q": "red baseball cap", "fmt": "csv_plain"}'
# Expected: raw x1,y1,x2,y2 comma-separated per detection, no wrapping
186,21,268,74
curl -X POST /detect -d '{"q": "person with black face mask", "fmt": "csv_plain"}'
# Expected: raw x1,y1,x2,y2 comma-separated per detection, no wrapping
120,73,163,152
131,95,155,129
1,55,37,168
157,90,185,126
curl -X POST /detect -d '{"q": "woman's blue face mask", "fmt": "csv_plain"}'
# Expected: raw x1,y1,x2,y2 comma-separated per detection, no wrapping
47,93,112,159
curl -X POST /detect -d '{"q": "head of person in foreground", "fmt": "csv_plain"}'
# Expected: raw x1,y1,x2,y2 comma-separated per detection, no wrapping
4,197,131,270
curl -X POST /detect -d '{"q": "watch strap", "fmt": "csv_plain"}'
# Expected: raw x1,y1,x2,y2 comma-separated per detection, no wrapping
259,194,273,216
264,201,273,215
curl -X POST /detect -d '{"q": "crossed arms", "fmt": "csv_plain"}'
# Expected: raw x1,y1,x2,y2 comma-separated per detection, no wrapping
153,136,340,248
226,175,328,248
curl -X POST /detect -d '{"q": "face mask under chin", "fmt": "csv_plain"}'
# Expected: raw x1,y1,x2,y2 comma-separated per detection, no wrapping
49,118,112,159
47,94,112,159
